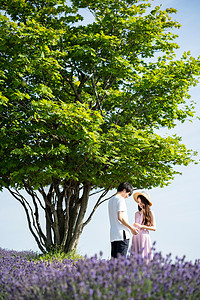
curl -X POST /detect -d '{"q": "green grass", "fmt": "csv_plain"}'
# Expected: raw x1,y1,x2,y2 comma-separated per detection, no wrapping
34,249,83,262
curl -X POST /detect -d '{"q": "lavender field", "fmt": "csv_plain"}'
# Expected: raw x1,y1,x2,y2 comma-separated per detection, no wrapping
0,247,200,299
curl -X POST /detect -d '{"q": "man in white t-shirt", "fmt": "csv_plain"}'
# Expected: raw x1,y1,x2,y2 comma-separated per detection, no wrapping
108,182,139,258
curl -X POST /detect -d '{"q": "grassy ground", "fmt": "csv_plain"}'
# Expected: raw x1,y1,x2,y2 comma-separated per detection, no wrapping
34,249,83,262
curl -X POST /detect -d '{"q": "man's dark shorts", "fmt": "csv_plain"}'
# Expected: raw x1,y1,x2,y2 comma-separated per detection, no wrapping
111,230,130,258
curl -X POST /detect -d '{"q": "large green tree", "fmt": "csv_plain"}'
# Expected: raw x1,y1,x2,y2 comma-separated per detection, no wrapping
0,0,199,253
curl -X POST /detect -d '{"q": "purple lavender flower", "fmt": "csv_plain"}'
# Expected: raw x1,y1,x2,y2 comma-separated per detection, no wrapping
0,247,200,299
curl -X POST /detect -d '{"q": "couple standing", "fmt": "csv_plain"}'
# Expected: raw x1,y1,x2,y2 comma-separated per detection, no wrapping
108,182,156,259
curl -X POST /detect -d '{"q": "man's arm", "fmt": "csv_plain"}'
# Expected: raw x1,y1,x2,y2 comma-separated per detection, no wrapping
118,211,139,235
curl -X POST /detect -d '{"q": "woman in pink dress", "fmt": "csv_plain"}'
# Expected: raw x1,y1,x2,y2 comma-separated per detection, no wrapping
131,191,156,260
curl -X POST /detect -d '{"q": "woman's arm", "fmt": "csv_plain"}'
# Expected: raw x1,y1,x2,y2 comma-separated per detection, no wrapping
135,211,156,231
133,212,138,228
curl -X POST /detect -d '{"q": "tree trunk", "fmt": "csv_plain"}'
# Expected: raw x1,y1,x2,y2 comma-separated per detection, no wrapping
7,180,93,254
66,182,91,252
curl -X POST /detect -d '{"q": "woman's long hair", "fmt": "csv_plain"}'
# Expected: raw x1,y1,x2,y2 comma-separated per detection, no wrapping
138,195,153,226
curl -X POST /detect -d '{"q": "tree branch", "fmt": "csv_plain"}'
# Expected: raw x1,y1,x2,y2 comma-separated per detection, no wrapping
89,188,105,197
23,183,46,243
7,188,46,253
91,74,104,116
60,71,83,103
83,187,113,228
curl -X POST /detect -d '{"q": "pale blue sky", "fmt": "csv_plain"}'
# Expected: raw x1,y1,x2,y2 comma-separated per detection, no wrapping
0,0,200,261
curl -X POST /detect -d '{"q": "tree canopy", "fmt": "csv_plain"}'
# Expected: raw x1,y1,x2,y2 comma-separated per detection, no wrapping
0,0,199,252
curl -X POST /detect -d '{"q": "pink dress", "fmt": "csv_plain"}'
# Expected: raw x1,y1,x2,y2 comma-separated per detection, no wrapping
131,211,153,260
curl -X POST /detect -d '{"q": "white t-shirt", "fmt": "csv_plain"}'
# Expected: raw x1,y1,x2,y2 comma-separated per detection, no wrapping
108,194,131,242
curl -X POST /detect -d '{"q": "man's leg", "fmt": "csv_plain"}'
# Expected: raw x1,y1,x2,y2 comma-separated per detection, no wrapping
111,241,118,258
116,239,129,257
111,239,129,258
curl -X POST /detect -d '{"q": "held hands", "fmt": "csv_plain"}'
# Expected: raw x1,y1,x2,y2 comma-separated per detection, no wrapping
133,223,143,229
131,227,139,235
